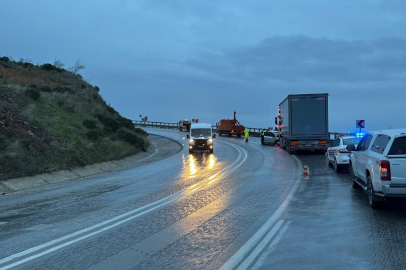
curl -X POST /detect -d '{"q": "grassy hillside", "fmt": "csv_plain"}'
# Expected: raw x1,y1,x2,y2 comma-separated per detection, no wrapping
0,56,149,180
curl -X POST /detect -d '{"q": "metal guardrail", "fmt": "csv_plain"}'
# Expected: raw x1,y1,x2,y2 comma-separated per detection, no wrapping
133,121,271,137
133,120,341,140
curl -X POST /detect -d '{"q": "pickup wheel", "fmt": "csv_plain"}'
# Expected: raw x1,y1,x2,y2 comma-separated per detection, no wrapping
350,163,360,188
367,175,383,209
327,157,332,167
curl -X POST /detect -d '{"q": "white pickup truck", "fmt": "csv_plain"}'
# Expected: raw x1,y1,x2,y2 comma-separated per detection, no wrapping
348,129,406,209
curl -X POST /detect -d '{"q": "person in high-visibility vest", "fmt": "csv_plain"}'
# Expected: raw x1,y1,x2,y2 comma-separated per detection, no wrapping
261,129,267,145
244,128,249,142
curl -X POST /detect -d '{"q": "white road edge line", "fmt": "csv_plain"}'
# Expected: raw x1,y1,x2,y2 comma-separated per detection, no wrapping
0,139,247,269
236,220,284,270
220,155,303,270
251,221,292,270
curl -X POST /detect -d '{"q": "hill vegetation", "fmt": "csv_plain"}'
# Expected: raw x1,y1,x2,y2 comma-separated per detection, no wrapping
0,56,149,180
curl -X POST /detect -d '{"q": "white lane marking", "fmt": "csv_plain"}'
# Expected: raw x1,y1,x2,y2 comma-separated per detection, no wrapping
251,221,291,270
0,139,248,269
236,220,284,270
220,155,302,270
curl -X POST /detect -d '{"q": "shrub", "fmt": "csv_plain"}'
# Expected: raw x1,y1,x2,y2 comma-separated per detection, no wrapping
81,84,86,89
38,85,52,92
86,130,100,141
25,89,41,101
96,114,121,133
106,105,118,115
29,84,38,88
119,117,135,131
134,128,148,137
54,86,73,93
23,62,34,68
41,63,64,72
57,101,64,107
65,106,75,113
94,86,100,92
0,56,10,62
82,120,97,129
93,94,98,100
0,136,7,151
118,130,147,151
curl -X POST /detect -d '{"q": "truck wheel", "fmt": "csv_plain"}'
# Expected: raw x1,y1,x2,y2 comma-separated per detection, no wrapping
367,175,383,209
287,145,291,154
237,134,241,137
228,132,232,137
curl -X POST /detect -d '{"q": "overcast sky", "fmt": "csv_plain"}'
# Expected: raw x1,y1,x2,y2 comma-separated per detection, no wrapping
1,0,405,131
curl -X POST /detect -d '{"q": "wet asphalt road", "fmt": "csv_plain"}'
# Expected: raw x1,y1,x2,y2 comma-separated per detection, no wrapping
0,129,406,270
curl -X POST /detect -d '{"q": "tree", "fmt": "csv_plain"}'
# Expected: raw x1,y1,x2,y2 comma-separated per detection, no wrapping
53,59,65,69
69,60,86,74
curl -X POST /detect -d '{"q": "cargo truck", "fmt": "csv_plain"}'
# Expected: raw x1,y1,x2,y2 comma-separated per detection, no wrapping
217,111,245,137
276,93,329,154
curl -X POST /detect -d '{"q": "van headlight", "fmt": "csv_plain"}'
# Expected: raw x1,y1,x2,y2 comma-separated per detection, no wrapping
208,138,213,144
189,139,195,145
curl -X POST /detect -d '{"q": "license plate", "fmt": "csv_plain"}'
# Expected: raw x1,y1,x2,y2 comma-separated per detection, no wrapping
198,146,204,148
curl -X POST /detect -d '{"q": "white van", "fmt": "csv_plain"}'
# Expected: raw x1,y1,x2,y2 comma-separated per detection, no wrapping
187,123,215,154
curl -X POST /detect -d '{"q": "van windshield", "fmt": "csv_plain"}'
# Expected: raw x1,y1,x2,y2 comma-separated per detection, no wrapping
191,128,211,137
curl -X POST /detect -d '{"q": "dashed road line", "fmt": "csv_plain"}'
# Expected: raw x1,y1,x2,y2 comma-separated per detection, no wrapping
220,155,302,270
0,139,248,270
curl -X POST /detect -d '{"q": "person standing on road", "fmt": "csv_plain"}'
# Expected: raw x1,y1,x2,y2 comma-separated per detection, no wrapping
261,129,267,144
244,128,249,142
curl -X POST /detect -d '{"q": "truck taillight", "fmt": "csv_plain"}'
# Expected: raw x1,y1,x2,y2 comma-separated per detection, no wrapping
379,160,391,181
291,141,300,145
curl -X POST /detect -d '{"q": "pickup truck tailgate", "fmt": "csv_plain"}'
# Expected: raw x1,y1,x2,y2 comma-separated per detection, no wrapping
388,136,406,185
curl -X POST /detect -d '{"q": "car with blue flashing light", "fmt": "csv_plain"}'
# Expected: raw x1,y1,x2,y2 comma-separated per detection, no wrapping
347,129,406,209
326,134,362,172
187,123,215,154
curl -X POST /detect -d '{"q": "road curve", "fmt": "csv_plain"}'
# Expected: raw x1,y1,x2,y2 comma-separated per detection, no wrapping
0,129,300,270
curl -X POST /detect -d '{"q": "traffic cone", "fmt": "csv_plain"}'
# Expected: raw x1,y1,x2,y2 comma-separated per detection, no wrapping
302,163,310,179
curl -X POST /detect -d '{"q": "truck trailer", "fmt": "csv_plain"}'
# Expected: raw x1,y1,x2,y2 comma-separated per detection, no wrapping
276,93,329,154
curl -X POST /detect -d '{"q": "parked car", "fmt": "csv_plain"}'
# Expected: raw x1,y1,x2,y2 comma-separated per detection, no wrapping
326,135,361,172
347,129,406,208
262,132,279,146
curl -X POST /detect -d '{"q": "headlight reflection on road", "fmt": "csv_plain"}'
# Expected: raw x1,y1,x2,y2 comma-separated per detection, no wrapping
189,155,197,177
208,154,216,170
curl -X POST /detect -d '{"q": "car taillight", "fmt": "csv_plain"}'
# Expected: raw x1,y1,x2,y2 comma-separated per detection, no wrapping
379,160,391,181
339,148,349,153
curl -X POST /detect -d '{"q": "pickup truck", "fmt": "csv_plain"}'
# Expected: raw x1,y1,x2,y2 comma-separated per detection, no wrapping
347,129,406,209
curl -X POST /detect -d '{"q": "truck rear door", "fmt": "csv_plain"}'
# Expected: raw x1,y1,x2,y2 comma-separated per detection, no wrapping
291,96,327,137
387,136,406,185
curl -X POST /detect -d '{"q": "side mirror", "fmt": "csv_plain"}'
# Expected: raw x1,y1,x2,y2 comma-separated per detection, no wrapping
212,134,216,138
186,134,190,139
346,144,356,151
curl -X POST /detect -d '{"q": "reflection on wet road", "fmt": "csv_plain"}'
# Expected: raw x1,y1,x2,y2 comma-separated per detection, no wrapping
2,129,405,270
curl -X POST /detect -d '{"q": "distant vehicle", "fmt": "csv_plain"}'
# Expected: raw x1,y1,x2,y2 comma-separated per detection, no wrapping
178,119,191,132
326,135,361,172
187,123,216,154
262,132,278,146
276,93,329,154
217,111,245,137
347,129,406,209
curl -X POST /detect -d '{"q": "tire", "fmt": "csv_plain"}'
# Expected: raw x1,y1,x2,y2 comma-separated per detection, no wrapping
367,175,382,209
237,134,241,137
350,163,360,189
189,149,194,154
210,149,213,154
334,158,341,172
327,157,333,167
287,145,291,154
228,132,232,137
